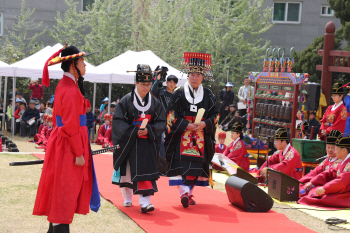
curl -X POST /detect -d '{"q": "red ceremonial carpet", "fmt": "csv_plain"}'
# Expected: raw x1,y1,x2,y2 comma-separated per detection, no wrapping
33,153,315,233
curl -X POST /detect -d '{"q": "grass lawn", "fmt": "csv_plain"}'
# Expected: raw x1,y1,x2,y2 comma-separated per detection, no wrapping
1,152,348,233
0,153,143,233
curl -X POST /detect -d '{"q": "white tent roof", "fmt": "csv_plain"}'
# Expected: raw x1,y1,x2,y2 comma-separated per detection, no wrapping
97,50,187,85
9,43,111,83
0,60,15,76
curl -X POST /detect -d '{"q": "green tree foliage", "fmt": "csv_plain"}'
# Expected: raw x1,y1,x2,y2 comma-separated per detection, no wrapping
0,0,48,101
0,0,47,64
130,0,273,101
328,0,350,50
293,34,342,83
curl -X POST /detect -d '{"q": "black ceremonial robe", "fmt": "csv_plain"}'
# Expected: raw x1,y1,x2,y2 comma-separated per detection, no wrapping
164,84,218,186
112,90,166,196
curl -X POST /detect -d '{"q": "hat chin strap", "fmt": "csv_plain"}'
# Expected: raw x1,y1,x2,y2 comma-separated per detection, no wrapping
73,61,85,96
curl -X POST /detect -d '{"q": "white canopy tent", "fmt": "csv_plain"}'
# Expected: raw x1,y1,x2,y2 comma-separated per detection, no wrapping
10,43,111,83
0,47,188,138
0,60,11,131
97,50,187,85
0,44,111,138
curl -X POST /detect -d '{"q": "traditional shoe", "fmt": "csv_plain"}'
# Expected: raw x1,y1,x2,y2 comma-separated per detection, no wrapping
188,195,196,205
53,224,70,233
123,201,132,207
181,193,189,208
47,223,53,233
140,204,155,213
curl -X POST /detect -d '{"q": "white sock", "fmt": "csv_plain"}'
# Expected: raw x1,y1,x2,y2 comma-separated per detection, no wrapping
139,195,151,208
121,187,133,203
52,223,60,226
178,185,190,197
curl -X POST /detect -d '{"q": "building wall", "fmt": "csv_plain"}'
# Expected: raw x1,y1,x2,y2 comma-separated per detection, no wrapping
0,0,344,53
261,0,342,53
0,0,81,46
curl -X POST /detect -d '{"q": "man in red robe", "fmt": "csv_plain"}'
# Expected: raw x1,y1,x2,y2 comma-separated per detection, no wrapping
258,128,303,181
33,45,100,233
37,114,48,135
103,115,113,148
97,114,111,145
299,130,342,186
319,83,347,140
42,115,54,150
299,134,350,208
223,122,250,171
215,132,227,154
35,114,48,143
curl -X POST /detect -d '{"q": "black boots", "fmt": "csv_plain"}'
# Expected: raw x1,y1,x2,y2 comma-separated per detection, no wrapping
47,223,53,233
47,223,70,233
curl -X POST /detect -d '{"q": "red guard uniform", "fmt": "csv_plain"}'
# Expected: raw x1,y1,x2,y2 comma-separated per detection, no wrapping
257,144,303,180
298,155,350,208
215,143,227,153
320,102,347,137
299,157,341,184
33,73,100,224
97,114,111,145
35,126,48,144
103,115,113,148
223,138,250,171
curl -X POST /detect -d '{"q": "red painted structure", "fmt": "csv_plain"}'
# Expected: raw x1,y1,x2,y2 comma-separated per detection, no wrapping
317,21,350,110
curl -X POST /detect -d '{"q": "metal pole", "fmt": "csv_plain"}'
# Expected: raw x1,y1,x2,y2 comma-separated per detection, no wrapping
108,83,112,115
0,76,2,103
108,74,112,115
91,82,97,140
3,76,8,131
93,82,97,116
226,66,230,83
0,76,2,131
11,74,16,138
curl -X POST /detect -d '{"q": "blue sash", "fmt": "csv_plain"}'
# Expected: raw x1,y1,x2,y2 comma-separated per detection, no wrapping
56,115,101,212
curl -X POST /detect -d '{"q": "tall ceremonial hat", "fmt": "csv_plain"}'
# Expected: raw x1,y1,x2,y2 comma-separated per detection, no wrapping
231,122,243,133
218,131,227,139
335,134,350,148
181,52,214,81
327,130,342,145
332,82,344,95
296,123,301,131
47,115,53,122
104,114,111,120
43,114,48,121
42,44,98,87
135,64,153,82
275,128,289,140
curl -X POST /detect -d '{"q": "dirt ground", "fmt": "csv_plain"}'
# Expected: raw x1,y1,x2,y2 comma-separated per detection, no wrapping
1,129,349,232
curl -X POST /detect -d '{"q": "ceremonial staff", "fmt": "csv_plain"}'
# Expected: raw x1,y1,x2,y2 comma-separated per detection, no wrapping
9,145,120,166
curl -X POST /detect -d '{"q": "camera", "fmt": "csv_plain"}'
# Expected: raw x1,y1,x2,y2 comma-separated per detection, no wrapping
154,66,169,82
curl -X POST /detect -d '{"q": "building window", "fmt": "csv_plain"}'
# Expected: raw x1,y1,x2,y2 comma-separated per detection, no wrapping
273,2,301,23
0,12,3,36
81,0,95,12
321,6,333,16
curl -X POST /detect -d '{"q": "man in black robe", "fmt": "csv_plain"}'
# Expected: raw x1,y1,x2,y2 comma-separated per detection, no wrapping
219,82,234,124
307,110,321,139
165,53,218,208
111,64,166,213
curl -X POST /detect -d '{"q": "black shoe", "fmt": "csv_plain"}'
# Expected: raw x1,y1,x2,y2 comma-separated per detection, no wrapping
140,204,155,213
181,193,189,208
47,223,53,233
53,224,69,233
